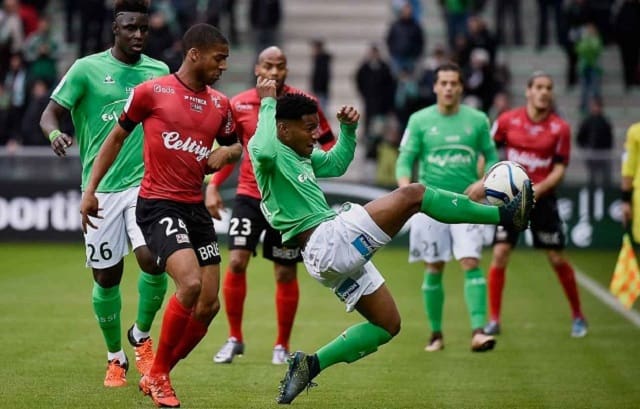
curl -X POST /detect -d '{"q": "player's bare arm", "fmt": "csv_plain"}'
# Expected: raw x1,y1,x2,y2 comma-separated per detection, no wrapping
205,183,224,220
207,143,242,173
530,163,565,200
621,175,633,227
336,105,360,126
40,100,74,157
79,124,131,233
256,76,277,99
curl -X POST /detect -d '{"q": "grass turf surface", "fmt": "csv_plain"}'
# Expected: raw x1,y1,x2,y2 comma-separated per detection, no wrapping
1,243,639,408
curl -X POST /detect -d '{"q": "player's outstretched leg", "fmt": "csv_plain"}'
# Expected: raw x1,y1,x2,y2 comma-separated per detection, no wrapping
276,351,317,404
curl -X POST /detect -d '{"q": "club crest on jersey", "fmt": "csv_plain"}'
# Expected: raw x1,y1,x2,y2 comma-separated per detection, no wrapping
103,75,115,84
211,96,222,108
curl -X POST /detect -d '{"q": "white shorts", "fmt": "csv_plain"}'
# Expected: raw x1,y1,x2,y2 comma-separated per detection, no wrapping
301,203,391,312
408,213,483,263
84,186,146,269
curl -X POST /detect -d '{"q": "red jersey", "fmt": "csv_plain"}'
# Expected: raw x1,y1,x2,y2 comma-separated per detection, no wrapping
491,107,571,185
121,74,236,203
210,85,335,199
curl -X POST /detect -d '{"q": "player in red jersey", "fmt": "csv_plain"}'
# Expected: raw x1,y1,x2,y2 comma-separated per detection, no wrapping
206,46,336,365
79,24,242,408
484,71,588,338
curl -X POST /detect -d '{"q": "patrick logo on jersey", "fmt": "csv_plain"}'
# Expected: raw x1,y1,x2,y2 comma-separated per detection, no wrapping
162,131,211,162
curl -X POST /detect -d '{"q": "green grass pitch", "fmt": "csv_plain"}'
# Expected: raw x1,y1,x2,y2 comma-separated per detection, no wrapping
1,243,639,408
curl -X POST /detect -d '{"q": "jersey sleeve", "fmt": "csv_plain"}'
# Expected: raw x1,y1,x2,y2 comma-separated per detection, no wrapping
310,123,357,177
118,82,153,131
555,121,571,166
316,105,336,150
248,97,278,170
491,112,509,147
479,114,499,173
215,101,238,146
622,124,640,178
395,114,421,180
50,60,86,110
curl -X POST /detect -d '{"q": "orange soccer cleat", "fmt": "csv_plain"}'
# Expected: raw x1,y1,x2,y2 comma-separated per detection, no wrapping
128,325,155,376
139,374,180,408
103,358,128,387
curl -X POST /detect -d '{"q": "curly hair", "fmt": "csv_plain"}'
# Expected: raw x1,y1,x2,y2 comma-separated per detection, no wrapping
276,93,318,120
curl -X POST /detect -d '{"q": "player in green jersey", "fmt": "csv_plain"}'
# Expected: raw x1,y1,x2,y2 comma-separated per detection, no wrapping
395,62,498,353
248,77,533,405
39,0,169,387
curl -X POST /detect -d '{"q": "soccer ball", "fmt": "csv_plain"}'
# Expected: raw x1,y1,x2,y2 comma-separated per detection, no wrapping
483,161,530,206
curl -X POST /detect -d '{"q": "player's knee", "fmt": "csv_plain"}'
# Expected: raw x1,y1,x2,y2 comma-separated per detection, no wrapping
178,275,203,304
546,250,565,266
228,255,249,274
401,183,426,208
275,265,297,282
195,298,220,324
386,316,401,337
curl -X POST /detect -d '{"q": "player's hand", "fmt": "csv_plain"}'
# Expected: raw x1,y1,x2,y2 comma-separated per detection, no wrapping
205,184,225,220
79,192,102,233
465,180,486,203
207,145,239,172
256,76,277,99
336,105,360,126
50,132,73,157
621,202,632,228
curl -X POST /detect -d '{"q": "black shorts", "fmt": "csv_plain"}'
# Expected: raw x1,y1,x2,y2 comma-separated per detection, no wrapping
493,195,565,250
228,194,302,265
136,197,221,270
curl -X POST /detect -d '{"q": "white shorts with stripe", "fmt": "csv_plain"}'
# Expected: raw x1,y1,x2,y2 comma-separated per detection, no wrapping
408,213,483,263
301,203,391,312
84,186,146,269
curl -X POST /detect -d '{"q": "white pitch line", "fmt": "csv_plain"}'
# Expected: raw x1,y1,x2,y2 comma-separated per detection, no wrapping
574,268,640,328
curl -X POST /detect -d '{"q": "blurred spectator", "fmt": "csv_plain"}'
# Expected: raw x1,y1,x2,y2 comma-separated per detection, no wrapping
18,0,38,37
576,23,603,114
495,0,523,46
162,39,183,73
576,96,613,188
589,0,612,44
488,90,511,121
78,0,107,57
309,39,331,114
417,45,448,107
439,0,472,49
374,113,402,187
563,0,592,88
0,0,25,79
145,10,177,62
249,0,281,59
392,0,422,21
20,79,49,146
464,48,495,112
171,0,198,34
536,0,566,50
23,15,58,88
466,15,496,68
21,0,48,12
355,45,395,160
393,68,422,131
451,32,470,68
612,0,640,89
206,0,239,45
386,2,425,74
493,61,512,92
3,53,27,145
0,84,9,145
64,0,76,43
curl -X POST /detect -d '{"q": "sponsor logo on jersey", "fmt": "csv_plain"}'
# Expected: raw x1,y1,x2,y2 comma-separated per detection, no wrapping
153,84,175,94
272,246,300,260
190,102,203,113
445,135,461,143
351,233,376,260
176,233,190,244
235,102,253,111
101,111,119,122
162,131,212,161
197,242,220,261
104,75,115,84
507,149,551,171
426,145,476,167
184,95,207,105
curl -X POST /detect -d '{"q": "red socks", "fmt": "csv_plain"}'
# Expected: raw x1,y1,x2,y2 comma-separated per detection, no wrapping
150,295,190,376
275,279,299,349
223,268,246,342
487,265,505,322
553,262,584,319
169,315,208,370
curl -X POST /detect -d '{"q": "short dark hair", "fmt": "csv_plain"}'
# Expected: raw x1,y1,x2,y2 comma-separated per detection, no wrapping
433,61,464,85
527,70,553,87
182,23,228,54
276,93,318,120
113,0,149,17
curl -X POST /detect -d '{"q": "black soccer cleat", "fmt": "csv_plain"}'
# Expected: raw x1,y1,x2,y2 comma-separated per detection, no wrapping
276,351,317,404
498,179,533,232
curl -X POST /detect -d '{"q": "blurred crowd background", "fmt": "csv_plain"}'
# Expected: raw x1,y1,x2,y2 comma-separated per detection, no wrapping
0,0,638,188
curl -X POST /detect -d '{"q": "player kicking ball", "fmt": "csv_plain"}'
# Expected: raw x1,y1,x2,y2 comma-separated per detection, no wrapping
247,77,534,404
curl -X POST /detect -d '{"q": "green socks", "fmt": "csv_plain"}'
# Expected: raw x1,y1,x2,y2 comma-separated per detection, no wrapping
421,187,499,224
422,272,444,333
316,322,393,371
92,282,122,353
464,268,488,330
136,271,168,332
